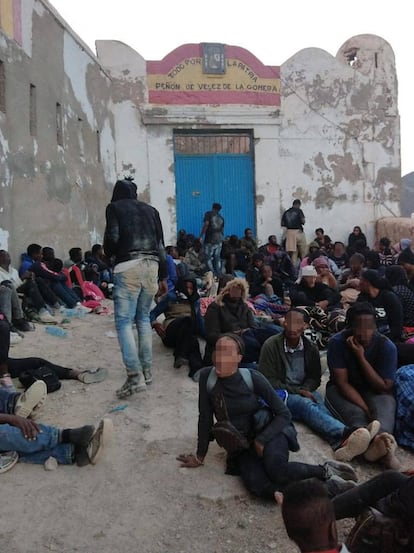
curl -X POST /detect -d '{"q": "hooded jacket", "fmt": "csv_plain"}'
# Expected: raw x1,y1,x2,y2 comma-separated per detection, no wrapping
103,179,167,279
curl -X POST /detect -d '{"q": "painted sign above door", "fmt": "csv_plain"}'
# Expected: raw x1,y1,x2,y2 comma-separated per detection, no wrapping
147,43,280,106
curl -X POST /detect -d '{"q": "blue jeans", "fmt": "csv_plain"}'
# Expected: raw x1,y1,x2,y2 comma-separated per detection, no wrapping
287,391,346,448
204,242,222,277
51,282,79,308
0,388,18,414
0,423,73,464
113,260,159,376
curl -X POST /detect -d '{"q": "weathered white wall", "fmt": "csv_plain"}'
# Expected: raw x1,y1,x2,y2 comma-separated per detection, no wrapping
97,35,400,248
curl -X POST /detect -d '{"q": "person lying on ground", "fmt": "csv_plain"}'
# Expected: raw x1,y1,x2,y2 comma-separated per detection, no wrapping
177,334,358,501
0,414,112,471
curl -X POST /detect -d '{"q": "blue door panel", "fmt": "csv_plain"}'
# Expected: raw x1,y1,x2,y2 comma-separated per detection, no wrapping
175,152,255,239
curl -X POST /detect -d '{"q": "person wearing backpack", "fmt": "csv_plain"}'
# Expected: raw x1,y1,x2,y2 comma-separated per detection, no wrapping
177,334,358,500
199,202,224,278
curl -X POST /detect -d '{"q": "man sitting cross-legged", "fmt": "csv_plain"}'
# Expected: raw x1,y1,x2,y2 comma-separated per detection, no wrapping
259,308,379,461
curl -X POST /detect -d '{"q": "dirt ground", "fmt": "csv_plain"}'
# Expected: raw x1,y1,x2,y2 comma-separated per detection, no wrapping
1,303,413,553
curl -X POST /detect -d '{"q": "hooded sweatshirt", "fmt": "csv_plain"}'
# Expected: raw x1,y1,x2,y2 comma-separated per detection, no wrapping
103,179,167,279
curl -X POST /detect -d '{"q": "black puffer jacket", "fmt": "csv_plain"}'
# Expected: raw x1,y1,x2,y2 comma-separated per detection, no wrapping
103,179,167,279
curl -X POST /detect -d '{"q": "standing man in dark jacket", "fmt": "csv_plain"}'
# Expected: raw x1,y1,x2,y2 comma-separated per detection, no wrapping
281,199,306,264
199,202,224,278
104,179,167,398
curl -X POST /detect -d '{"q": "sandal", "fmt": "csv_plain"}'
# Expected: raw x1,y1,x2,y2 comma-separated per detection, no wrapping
78,367,108,384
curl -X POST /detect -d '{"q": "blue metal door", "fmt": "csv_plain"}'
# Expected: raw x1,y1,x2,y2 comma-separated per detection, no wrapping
174,133,255,239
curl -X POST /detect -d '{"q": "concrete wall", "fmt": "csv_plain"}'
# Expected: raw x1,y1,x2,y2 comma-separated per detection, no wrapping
97,36,400,248
0,0,116,262
0,0,400,260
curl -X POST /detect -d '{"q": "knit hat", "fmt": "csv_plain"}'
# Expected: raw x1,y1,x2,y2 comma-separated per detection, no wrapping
296,264,317,283
312,256,329,268
399,246,414,265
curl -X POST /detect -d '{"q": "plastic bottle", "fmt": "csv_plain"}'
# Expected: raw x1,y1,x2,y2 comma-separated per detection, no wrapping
45,326,68,338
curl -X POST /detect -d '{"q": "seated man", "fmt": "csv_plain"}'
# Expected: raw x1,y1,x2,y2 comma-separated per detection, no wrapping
239,227,257,260
329,241,349,273
204,278,280,364
326,302,400,469
259,308,375,461
30,247,86,310
248,263,284,300
281,478,350,553
150,278,204,378
338,252,365,307
291,265,341,311
0,249,57,324
258,235,296,285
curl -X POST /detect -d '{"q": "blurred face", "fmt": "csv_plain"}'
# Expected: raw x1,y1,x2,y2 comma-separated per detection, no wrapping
316,230,323,239
352,314,376,347
358,277,373,295
213,337,242,378
261,265,272,280
353,227,361,235
185,281,194,296
350,257,363,273
334,243,345,256
245,229,253,239
302,275,317,288
315,262,329,276
253,258,264,269
269,235,277,245
0,250,10,267
283,311,306,342
227,286,243,302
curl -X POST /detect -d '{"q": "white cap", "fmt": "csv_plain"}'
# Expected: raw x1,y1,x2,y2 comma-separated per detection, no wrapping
296,265,317,283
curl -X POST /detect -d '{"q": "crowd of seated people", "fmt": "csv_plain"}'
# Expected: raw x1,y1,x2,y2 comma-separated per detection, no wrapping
4,219,414,529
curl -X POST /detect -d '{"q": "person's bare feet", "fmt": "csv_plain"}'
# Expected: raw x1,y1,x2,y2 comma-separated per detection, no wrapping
364,432,400,468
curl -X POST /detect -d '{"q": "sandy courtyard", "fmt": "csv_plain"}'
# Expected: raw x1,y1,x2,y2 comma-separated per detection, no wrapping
1,304,413,553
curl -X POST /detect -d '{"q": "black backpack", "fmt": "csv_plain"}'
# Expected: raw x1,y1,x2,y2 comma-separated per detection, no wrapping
19,366,62,394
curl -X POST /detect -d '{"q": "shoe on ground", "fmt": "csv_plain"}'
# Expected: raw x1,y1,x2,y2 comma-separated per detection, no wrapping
76,303,92,314
38,308,58,324
116,373,146,399
14,380,47,418
10,332,23,345
143,369,152,385
76,418,113,466
0,451,19,473
334,428,371,462
78,367,108,384
173,357,188,369
12,318,35,332
325,475,357,498
323,460,358,482
68,425,95,448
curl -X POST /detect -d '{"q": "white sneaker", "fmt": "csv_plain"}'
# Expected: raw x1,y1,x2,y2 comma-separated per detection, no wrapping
38,308,58,324
0,451,19,473
10,332,23,345
76,303,92,314
14,380,47,418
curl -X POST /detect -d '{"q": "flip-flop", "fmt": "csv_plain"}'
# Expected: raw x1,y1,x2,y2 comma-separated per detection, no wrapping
78,367,108,384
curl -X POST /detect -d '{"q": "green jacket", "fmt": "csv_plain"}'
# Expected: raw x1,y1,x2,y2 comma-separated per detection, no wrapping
258,333,321,393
